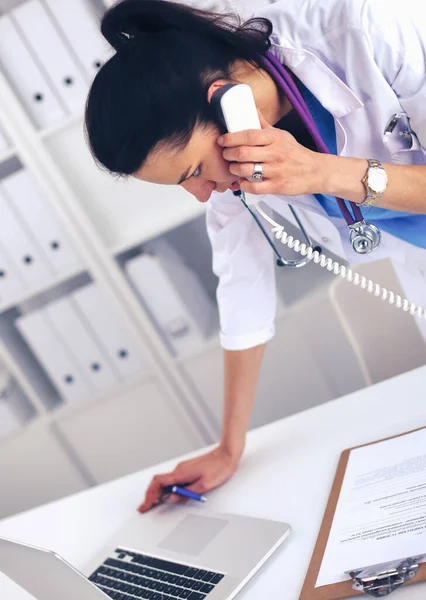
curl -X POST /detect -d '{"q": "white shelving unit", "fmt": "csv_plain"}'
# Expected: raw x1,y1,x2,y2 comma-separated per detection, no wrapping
0,0,221,517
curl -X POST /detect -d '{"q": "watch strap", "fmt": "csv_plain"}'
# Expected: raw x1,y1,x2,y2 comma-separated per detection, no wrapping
358,159,387,208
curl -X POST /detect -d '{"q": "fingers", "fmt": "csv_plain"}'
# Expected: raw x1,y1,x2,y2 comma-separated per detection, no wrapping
137,448,236,514
257,108,273,130
137,471,182,513
228,162,273,179
239,178,274,195
218,128,275,149
138,462,204,512
168,493,186,505
167,480,208,505
184,480,208,495
222,144,275,164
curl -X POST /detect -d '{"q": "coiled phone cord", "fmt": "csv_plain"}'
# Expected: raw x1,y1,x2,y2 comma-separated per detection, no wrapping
255,204,426,320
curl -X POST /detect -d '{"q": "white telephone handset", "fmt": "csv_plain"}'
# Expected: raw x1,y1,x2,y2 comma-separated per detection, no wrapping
211,83,426,320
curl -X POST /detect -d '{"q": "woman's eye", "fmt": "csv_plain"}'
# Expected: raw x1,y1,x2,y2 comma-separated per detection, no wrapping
191,165,202,178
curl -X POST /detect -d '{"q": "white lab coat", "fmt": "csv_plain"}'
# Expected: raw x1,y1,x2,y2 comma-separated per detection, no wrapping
206,0,426,350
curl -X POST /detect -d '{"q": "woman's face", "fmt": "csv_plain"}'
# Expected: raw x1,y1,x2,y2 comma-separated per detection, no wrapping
134,121,241,203
134,67,284,200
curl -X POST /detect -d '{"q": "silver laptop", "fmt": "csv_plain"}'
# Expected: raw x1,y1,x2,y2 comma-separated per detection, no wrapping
0,503,291,600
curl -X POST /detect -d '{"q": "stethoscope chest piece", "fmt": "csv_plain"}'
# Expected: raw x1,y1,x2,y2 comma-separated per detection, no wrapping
349,220,382,254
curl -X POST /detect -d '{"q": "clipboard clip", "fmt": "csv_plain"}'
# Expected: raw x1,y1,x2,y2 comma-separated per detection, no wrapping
346,555,426,597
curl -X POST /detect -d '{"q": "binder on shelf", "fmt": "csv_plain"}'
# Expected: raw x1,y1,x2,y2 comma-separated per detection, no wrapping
42,0,112,81
124,240,216,358
0,240,26,304
0,186,54,289
0,13,66,129
12,0,89,115
1,169,83,276
15,308,94,405
299,427,426,599
72,283,150,380
44,296,120,395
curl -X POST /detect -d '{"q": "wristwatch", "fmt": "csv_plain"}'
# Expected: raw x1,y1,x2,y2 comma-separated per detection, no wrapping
358,159,388,207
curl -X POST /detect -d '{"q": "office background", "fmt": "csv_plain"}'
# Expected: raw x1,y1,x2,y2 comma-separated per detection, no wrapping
0,0,425,519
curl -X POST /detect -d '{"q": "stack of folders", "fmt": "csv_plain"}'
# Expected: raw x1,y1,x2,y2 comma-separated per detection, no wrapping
0,126,10,153
15,284,150,405
0,0,111,130
125,240,217,358
0,367,34,441
0,168,83,305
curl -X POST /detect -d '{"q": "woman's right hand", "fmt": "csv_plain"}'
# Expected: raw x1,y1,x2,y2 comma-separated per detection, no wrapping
137,445,242,513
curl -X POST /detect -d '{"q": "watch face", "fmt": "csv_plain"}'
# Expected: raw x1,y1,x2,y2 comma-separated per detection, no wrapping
369,169,388,193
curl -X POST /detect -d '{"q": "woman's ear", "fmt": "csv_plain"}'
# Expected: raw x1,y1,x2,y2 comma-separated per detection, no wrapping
206,79,231,103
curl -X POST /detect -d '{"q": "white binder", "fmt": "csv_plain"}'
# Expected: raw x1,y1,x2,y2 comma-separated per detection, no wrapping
72,283,150,380
12,0,89,115
0,13,66,129
16,308,94,405
125,241,216,358
0,186,54,288
0,127,10,153
1,170,83,276
42,0,112,81
44,296,121,395
0,240,26,304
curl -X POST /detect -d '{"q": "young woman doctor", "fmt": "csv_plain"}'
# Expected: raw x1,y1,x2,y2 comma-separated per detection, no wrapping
85,0,426,512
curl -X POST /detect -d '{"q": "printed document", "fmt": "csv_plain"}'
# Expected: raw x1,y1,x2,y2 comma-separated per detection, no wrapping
316,428,426,587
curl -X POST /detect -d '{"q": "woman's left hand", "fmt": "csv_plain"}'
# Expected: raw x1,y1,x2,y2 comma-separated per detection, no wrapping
218,109,325,196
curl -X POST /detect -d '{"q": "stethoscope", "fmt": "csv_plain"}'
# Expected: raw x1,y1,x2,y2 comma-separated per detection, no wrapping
233,190,321,268
234,49,382,268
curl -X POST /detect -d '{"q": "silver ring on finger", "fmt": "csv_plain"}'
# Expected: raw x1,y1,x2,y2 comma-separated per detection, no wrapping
252,163,263,181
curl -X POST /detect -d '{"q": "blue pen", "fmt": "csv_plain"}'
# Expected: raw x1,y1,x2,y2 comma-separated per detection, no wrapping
163,485,207,503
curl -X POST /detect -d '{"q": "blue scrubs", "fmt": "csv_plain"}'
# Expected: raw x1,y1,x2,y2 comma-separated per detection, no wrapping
298,80,426,250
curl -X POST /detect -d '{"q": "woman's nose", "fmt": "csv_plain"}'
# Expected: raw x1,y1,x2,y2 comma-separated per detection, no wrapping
182,179,215,203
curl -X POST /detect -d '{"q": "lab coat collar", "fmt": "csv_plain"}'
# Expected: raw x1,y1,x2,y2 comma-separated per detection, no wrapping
269,35,364,118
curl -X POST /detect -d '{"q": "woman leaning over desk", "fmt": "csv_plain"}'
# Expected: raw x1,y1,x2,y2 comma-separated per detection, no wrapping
85,0,426,511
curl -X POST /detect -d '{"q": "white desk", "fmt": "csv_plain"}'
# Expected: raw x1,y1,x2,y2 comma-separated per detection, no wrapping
1,366,426,600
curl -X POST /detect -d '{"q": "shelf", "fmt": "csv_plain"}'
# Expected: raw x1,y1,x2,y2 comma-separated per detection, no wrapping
0,265,87,314
0,360,154,444
0,146,16,164
111,202,206,255
0,411,37,446
42,370,154,425
43,115,208,251
39,110,84,141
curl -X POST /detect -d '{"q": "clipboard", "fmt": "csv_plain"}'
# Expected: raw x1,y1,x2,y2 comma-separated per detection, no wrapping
299,427,426,599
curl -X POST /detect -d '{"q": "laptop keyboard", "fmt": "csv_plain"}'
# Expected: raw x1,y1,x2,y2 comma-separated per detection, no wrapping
89,548,225,600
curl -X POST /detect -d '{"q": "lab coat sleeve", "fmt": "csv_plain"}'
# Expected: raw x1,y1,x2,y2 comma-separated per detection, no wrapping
206,191,277,350
360,0,426,150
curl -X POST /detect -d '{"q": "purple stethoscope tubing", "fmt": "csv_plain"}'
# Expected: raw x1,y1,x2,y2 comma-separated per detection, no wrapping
261,50,363,226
